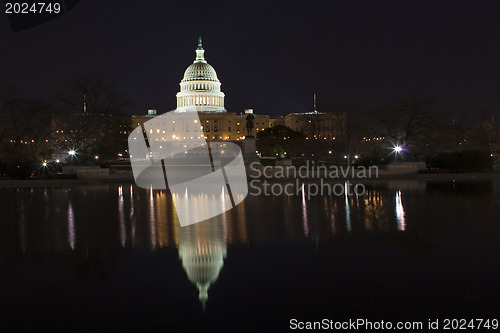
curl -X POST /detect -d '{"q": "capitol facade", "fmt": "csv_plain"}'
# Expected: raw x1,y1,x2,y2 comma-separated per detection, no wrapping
131,38,344,143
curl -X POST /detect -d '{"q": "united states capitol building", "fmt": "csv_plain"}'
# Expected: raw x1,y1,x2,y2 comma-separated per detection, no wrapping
132,38,344,142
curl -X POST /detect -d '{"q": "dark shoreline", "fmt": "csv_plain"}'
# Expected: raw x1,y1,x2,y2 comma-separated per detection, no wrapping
1,172,500,188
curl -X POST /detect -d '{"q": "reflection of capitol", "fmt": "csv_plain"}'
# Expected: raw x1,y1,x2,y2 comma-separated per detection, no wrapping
7,183,415,307
178,219,227,309
146,188,246,308
12,184,409,256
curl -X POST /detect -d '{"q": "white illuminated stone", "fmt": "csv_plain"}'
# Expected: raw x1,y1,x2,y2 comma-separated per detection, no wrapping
176,37,226,113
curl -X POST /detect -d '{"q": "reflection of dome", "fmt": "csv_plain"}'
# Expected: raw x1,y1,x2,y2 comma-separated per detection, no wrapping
176,37,226,113
178,220,227,309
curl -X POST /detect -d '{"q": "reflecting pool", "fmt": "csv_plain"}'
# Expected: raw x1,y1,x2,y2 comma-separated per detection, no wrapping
1,179,499,331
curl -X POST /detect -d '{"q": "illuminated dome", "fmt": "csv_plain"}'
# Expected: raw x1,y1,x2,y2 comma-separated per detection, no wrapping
182,62,219,82
176,37,226,112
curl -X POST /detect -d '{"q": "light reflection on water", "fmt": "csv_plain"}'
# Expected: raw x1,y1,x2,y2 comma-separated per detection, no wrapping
5,180,498,253
1,179,500,320
301,183,309,237
395,190,406,231
67,202,75,250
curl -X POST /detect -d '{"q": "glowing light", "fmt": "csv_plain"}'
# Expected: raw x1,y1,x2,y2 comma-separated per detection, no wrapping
394,145,402,153
68,150,76,156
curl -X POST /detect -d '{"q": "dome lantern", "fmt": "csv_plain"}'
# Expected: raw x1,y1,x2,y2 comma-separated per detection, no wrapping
195,36,206,63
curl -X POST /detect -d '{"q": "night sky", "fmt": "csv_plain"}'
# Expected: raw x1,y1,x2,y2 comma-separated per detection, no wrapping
1,1,500,119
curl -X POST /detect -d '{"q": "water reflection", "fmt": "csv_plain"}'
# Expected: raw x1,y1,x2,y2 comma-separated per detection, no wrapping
344,182,352,233
129,184,136,247
363,188,388,231
178,218,227,309
3,180,499,306
149,186,157,248
1,183,423,255
395,190,406,231
301,183,309,236
1,179,499,331
118,186,126,247
328,196,337,235
68,202,75,250
16,190,27,253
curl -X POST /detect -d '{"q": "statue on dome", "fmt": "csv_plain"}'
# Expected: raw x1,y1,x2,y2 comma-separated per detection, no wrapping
245,113,255,137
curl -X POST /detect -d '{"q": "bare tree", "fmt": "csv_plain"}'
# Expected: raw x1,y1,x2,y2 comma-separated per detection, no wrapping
52,71,132,164
465,109,497,153
57,70,130,115
0,84,55,177
370,95,437,158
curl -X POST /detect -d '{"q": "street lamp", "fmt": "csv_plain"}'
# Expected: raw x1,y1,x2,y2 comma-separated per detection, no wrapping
392,145,403,163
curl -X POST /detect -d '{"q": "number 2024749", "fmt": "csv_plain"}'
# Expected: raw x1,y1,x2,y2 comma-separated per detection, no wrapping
5,2,62,14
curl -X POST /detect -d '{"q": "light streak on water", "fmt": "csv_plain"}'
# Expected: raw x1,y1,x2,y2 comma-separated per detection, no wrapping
396,190,406,231
68,202,75,250
345,182,352,233
301,183,309,236
118,185,126,247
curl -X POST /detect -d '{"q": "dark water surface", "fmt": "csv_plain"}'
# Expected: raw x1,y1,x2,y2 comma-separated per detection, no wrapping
1,180,499,331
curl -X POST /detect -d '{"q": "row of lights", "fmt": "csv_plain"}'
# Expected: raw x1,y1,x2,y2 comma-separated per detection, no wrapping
41,150,99,167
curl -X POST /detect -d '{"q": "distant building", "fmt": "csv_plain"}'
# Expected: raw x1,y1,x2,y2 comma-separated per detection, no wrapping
269,116,285,128
285,112,345,140
131,38,345,143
